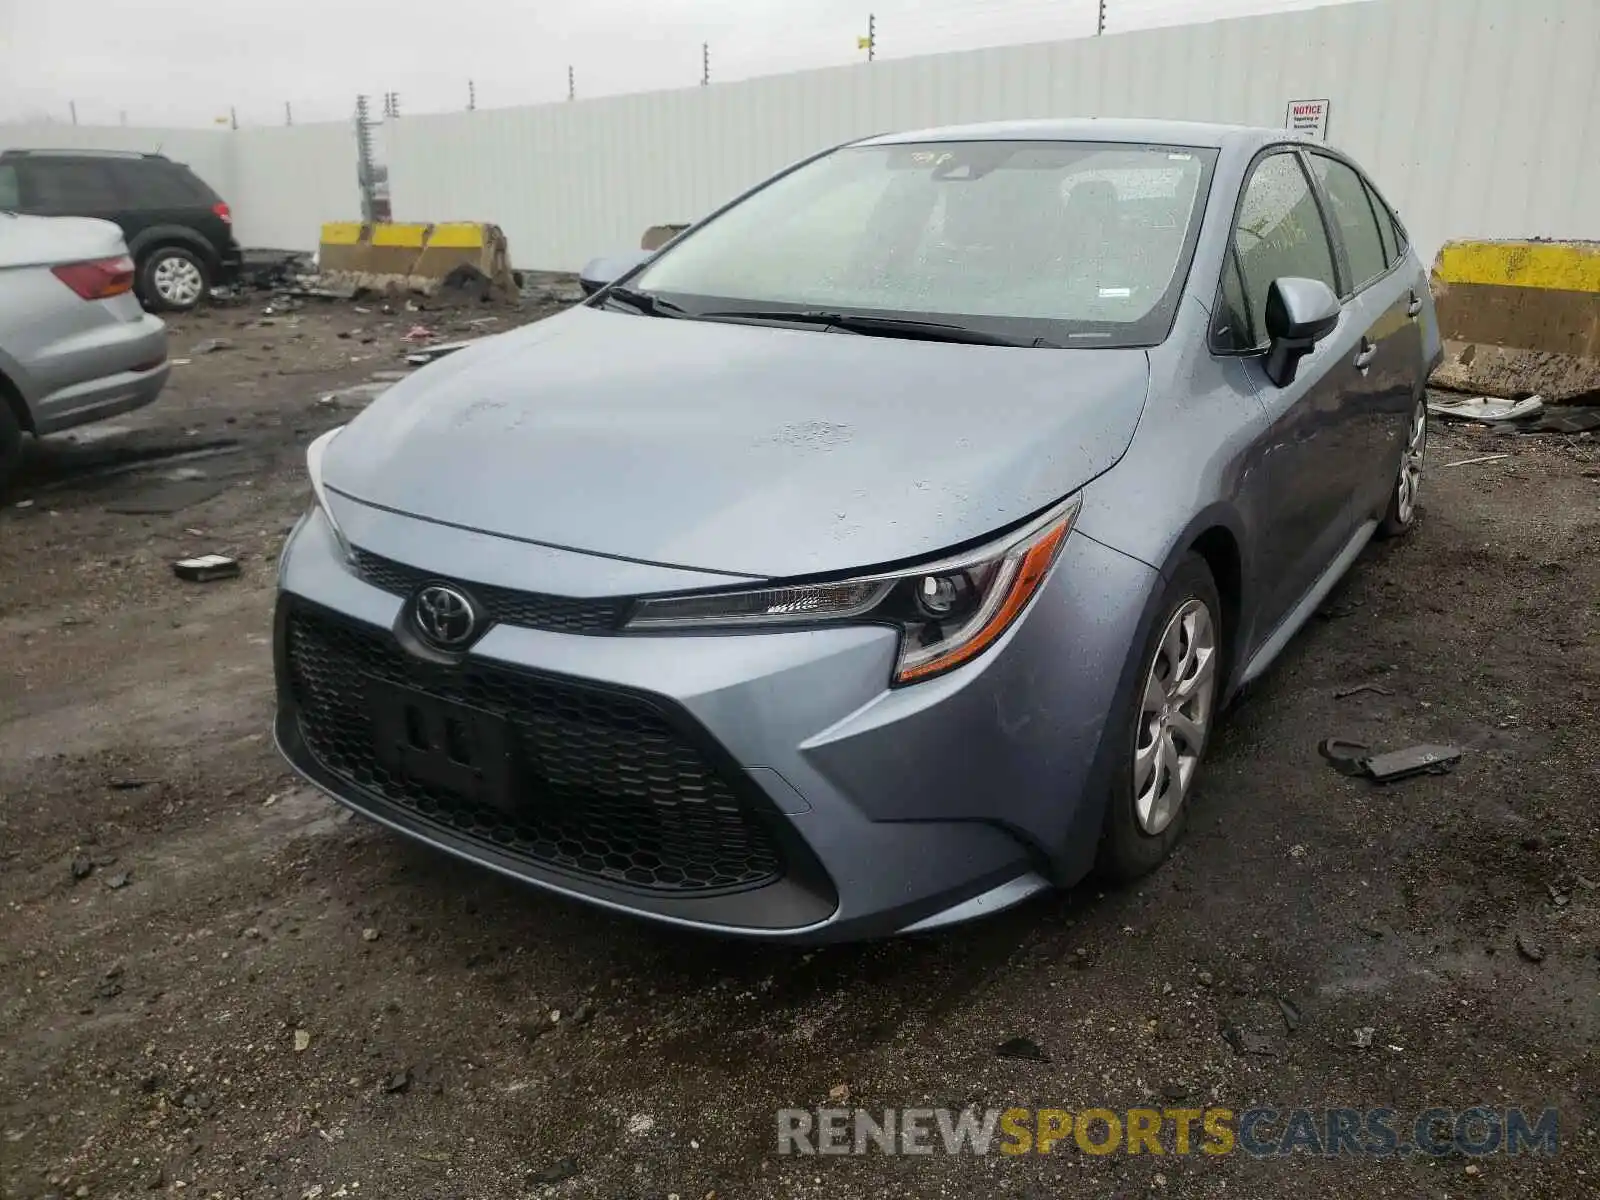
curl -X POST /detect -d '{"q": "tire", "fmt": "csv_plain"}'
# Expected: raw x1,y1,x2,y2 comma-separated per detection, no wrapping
0,400,23,490
139,245,210,312
1377,397,1427,539
1095,553,1224,883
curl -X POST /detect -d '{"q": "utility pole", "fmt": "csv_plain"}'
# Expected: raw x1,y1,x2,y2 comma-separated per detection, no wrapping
702,42,709,86
868,13,876,60
355,94,376,223
1097,0,1106,36
69,100,78,125
229,106,238,130
568,65,575,101
285,101,293,126
468,80,476,111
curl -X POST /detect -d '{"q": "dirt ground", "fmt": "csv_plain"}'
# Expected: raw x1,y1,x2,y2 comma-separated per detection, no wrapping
1,297,1597,1200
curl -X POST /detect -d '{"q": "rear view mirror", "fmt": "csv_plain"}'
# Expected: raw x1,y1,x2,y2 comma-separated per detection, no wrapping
578,251,653,297
1263,277,1341,387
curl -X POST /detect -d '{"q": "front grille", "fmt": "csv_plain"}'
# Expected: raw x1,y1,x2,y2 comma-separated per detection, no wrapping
284,604,783,893
353,549,625,635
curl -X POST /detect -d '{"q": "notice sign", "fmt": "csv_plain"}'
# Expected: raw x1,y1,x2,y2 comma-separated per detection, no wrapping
1286,98,1331,141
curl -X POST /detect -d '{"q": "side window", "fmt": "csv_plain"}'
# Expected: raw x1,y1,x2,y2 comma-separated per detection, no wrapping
1218,152,1339,351
1309,154,1387,292
0,164,19,209
1366,179,1397,266
1364,178,1408,259
25,160,120,212
109,160,207,207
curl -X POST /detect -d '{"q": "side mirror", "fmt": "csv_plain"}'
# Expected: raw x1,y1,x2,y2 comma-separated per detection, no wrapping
578,250,654,297
1263,276,1341,388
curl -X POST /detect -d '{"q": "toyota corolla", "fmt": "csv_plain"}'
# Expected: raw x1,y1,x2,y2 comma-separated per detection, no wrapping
273,119,1439,941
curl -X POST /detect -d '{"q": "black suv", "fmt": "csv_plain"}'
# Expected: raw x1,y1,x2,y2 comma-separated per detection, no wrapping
0,149,242,312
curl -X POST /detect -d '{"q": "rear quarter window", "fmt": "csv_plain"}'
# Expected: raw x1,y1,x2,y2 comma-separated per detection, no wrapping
111,160,214,207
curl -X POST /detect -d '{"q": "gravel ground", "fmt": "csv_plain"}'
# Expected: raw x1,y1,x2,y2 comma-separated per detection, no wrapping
1,299,1597,1200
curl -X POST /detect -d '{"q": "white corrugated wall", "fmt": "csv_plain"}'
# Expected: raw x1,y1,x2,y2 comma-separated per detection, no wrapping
385,0,1600,271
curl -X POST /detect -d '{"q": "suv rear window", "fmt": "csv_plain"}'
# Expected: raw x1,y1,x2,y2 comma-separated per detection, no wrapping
110,159,216,207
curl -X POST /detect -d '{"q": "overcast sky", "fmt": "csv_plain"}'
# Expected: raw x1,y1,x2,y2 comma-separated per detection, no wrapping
0,0,1361,128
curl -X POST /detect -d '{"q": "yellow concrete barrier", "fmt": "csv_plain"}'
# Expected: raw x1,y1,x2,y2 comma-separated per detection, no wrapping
1431,239,1600,402
315,221,517,298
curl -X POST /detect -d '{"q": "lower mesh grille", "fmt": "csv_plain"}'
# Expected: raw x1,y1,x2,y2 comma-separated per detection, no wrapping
283,604,784,893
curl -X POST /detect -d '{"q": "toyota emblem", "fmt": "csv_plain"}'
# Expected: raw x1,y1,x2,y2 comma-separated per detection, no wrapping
412,584,478,648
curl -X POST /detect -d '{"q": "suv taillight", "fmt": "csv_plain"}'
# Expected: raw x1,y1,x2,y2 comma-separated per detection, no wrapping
51,256,136,301
212,201,232,224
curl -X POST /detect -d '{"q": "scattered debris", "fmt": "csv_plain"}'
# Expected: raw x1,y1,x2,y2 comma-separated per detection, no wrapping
1515,934,1546,964
1353,1026,1376,1049
368,370,411,382
1197,970,1216,987
173,554,241,583
527,1157,579,1186
318,382,392,409
384,1069,412,1094
1277,996,1302,1033
1318,739,1462,782
1427,394,1544,423
404,338,483,366
293,1029,312,1052
361,928,381,943
108,780,149,791
70,856,94,881
402,325,435,342
104,871,131,890
13,498,35,509
1220,1022,1275,1056
190,337,233,355
828,1083,851,1102
1334,683,1395,700
994,1036,1050,1063
1444,454,1511,468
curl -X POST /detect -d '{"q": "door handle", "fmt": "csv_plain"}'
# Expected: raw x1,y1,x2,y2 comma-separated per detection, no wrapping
1406,291,1424,319
1354,339,1377,370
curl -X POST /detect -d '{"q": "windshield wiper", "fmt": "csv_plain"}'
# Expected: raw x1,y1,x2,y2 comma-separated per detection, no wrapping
696,308,1055,348
600,286,685,318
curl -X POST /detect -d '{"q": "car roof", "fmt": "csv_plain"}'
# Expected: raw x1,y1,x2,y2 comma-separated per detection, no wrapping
852,118,1286,152
0,148,172,161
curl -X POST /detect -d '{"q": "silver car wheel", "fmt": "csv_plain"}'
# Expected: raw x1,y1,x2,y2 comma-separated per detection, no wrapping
1396,402,1427,525
1133,598,1217,836
153,255,205,306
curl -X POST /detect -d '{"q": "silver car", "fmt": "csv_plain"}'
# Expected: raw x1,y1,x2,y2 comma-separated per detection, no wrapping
0,212,169,482
274,120,1440,941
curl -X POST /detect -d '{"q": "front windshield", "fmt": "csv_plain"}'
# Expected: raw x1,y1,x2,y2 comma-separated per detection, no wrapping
632,139,1217,347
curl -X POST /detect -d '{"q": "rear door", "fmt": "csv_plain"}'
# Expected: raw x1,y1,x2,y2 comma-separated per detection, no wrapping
1212,149,1368,632
1306,152,1420,519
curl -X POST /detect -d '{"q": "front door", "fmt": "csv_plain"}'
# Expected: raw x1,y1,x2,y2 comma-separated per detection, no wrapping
1212,150,1367,633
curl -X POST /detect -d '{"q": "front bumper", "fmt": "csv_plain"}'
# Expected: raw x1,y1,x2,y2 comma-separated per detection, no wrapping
273,504,1156,941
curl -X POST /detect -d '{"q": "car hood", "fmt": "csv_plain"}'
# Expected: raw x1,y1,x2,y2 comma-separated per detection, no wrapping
325,306,1150,579
0,214,127,270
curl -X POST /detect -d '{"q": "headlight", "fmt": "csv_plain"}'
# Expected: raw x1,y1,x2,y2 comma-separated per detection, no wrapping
306,426,354,562
625,495,1079,684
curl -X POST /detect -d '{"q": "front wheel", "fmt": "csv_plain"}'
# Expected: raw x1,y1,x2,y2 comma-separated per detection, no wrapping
140,246,210,312
1096,554,1223,882
1377,398,1427,538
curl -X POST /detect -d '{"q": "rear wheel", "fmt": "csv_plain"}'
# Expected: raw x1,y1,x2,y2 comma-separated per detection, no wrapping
1096,554,1222,882
1378,398,1427,538
140,245,209,312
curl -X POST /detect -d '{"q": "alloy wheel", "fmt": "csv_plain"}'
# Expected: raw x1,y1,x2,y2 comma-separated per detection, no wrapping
1396,402,1427,525
154,256,205,307
1133,598,1217,836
